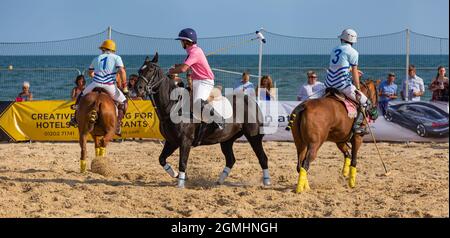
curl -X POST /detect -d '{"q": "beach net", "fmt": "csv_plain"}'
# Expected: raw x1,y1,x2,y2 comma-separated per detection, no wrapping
0,29,448,101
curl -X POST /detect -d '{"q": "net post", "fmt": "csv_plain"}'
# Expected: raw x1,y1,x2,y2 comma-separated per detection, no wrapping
405,28,410,101
257,28,265,102
107,26,112,39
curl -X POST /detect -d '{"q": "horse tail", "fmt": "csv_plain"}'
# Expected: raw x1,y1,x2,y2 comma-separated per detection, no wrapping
285,103,305,131
87,98,101,132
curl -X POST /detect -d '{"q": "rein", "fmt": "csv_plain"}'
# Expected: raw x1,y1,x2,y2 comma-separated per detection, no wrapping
138,65,164,109
138,64,173,121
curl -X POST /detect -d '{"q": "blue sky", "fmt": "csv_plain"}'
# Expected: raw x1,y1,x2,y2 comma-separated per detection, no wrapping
0,0,448,42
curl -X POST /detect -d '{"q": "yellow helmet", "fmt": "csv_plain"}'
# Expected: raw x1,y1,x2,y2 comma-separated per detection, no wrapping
99,39,116,52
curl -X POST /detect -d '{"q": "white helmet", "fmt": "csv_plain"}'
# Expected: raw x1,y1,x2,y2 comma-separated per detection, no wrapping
339,29,358,43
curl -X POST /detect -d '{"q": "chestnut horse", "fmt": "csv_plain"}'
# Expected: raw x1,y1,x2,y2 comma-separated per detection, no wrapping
290,80,378,192
76,88,117,172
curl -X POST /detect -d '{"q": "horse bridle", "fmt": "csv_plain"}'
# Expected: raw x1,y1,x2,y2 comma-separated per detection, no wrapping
138,63,165,110
360,81,378,119
138,63,163,95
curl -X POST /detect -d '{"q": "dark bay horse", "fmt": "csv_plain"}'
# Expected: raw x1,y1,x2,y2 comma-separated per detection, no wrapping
290,80,378,192
77,88,117,172
135,53,271,188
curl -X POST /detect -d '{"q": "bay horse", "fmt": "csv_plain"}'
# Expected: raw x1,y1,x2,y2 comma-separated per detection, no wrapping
76,88,117,172
135,53,271,188
290,80,378,192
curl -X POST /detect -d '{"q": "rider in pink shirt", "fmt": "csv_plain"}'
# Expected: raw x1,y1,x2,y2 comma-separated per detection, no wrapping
169,28,224,146
184,44,215,81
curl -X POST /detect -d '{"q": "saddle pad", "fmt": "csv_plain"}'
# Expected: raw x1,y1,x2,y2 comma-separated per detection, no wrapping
343,99,357,118
210,97,233,119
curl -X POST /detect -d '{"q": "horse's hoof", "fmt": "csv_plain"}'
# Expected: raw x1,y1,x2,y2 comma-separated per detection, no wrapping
348,166,357,188
296,168,310,193
80,160,87,173
216,180,224,185
263,178,271,186
177,181,185,188
342,157,351,178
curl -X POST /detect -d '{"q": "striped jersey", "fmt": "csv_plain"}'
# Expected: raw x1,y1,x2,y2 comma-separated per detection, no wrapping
89,53,124,84
325,43,359,90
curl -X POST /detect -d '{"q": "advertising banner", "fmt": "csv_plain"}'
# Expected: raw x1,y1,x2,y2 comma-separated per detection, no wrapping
0,100,163,141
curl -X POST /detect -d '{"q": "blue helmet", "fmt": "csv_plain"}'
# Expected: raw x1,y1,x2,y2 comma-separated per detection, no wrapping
175,28,197,43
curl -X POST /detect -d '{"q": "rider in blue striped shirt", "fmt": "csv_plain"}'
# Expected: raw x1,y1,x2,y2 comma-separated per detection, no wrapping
326,29,370,134
70,39,129,136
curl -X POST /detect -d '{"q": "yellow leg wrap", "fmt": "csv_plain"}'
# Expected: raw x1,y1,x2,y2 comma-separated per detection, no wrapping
349,166,357,188
296,167,310,193
99,147,106,157
342,157,351,177
95,148,101,157
80,160,87,173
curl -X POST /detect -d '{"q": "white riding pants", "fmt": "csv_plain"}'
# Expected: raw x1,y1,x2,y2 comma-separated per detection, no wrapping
83,82,126,103
341,84,368,106
192,79,214,103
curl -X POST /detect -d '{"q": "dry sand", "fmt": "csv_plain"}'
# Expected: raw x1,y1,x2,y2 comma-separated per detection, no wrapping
0,140,448,218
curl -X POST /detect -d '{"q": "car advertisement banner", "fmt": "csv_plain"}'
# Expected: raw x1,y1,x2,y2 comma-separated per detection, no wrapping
259,101,449,143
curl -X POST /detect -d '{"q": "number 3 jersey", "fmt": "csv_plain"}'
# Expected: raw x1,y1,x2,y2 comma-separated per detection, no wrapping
325,43,359,90
89,53,124,84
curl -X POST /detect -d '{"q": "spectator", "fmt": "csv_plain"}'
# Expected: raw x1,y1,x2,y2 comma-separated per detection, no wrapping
297,70,325,101
17,81,33,101
401,64,425,101
378,72,398,116
71,75,86,100
234,72,255,96
257,75,276,101
127,74,142,100
429,66,449,102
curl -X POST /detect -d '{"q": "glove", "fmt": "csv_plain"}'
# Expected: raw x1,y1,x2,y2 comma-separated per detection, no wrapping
123,87,130,97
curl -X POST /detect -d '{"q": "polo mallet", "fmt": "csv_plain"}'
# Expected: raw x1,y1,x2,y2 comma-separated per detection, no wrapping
362,110,389,175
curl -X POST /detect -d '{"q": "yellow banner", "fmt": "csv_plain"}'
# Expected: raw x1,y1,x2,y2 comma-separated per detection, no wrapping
0,100,163,141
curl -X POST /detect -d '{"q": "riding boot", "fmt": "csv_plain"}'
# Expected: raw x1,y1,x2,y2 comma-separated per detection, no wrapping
192,100,225,146
69,93,83,126
116,101,127,136
201,99,225,130
353,107,368,135
193,122,207,146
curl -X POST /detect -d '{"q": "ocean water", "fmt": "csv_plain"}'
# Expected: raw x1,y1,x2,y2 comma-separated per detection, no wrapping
0,55,448,101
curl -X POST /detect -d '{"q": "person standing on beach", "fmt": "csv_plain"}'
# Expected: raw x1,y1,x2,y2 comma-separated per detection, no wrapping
324,29,374,134
401,65,425,101
17,81,33,101
429,66,449,101
234,72,255,96
71,75,86,100
378,72,398,116
297,70,325,101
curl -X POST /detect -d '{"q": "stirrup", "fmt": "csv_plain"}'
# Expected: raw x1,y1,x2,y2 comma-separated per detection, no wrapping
353,126,368,135
115,126,122,136
69,117,78,126
214,120,225,130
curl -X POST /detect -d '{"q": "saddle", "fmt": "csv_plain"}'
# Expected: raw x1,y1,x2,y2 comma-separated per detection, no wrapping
324,88,358,118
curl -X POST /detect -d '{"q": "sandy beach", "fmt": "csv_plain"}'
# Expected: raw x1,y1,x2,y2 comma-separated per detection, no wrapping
0,140,448,218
